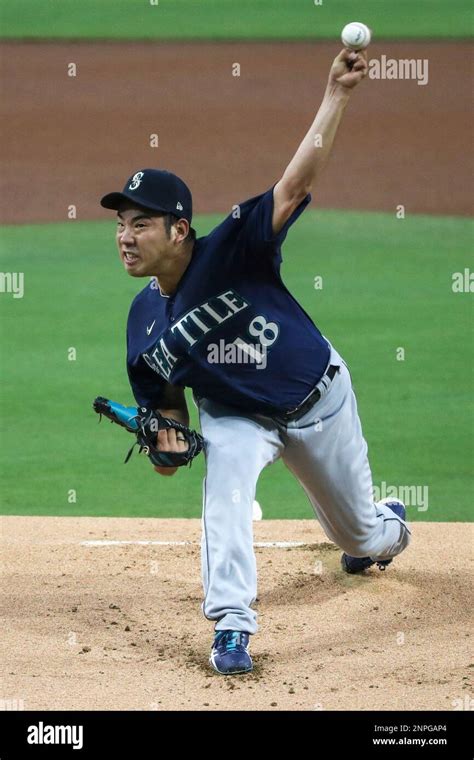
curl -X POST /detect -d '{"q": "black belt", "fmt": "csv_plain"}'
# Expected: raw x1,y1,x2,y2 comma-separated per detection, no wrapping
274,364,340,423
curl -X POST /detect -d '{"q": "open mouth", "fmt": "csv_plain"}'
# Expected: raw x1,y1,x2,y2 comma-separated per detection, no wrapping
123,252,140,265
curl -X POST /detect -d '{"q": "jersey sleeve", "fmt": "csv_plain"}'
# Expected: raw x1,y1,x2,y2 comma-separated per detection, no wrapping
127,320,167,409
127,359,166,409
239,184,312,263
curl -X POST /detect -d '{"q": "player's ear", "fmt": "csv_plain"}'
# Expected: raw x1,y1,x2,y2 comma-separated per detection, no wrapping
173,218,190,244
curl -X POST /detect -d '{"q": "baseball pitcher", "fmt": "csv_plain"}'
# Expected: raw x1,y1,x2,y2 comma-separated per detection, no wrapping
97,48,411,675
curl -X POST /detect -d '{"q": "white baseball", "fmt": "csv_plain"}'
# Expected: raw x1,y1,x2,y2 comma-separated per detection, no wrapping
341,22,371,51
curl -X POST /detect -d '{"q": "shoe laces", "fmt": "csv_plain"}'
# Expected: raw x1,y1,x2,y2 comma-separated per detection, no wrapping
215,631,244,652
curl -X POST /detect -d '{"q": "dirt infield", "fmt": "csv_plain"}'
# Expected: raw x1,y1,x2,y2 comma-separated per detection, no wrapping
1,516,472,711
1,40,472,224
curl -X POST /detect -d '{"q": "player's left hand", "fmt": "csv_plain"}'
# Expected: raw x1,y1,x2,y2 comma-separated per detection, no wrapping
328,48,368,90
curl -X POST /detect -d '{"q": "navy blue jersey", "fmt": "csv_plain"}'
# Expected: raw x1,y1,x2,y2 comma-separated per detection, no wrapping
127,185,330,415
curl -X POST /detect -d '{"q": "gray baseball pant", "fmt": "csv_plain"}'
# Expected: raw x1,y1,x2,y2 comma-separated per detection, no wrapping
196,344,411,634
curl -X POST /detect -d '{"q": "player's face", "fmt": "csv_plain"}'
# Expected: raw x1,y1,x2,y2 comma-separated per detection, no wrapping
116,207,171,277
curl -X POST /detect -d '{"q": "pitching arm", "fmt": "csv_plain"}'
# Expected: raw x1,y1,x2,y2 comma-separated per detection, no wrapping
272,48,368,236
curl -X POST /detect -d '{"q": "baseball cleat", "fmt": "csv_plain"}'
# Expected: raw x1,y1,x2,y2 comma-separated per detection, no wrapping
341,498,406,574
209,630,253,675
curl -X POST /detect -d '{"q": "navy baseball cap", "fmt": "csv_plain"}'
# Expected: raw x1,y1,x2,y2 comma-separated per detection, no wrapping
100,168,193,223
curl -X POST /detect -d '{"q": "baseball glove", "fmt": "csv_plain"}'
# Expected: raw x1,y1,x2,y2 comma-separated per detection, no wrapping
93,396,204,468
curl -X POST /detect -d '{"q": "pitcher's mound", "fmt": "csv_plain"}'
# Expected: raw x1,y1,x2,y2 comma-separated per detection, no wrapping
1,516,472,711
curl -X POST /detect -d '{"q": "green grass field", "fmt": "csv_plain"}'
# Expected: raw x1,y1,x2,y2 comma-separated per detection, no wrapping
1,210,472,522
0,0,472,39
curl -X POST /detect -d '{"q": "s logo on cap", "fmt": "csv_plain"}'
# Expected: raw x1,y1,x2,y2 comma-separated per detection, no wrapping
129,172,144,191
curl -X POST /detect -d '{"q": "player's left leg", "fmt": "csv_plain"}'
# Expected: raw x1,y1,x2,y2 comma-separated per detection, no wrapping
279,346,411,565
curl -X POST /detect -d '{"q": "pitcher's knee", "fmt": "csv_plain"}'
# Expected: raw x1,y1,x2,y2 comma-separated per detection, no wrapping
342,521,411,559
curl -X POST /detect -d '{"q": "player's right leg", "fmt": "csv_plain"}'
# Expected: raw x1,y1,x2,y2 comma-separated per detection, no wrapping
279,346,411,571
196,396,283,673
